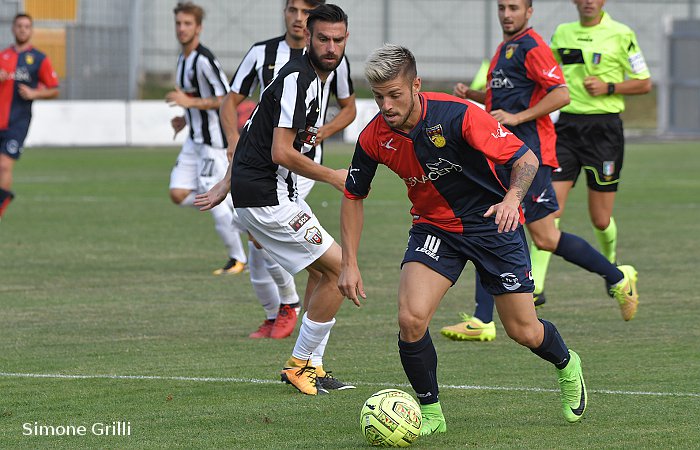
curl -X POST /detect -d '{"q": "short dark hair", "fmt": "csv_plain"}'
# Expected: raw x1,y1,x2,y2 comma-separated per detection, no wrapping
13,13,32,25
306,4,347,36
173,2,205,25
286,0,325,7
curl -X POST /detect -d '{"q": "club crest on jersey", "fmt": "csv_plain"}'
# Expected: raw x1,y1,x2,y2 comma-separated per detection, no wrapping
425,124,446,148
603,160,615,179
24,53,34,65
505,44,518,60
592,53,602,65
304,226,323,245
289,211,311,232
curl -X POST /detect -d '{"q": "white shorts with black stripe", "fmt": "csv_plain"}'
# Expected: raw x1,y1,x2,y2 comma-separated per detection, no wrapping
235,198,334,275
169,138,230,194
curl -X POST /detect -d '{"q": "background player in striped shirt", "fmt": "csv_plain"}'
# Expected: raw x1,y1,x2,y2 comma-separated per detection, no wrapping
166,2,246,275
196,4,355,395
441,0,639,343
340,44,587,434
219,0,356,342
0,13,59,220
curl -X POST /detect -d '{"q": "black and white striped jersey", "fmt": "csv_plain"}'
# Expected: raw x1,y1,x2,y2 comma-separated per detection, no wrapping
175,43,229,148
231,54,330,208
229,35,354,128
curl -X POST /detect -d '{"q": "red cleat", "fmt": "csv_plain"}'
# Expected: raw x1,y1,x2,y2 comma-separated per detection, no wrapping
249,319,274,339
270,305,298,339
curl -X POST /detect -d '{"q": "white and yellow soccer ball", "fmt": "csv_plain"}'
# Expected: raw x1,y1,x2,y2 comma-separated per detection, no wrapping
360,389,422,447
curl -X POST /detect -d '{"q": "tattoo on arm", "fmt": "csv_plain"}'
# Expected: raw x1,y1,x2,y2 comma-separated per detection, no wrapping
509,160,537,203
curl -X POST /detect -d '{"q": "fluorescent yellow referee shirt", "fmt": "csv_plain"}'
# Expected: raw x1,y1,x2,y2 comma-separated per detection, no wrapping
551,12,650,114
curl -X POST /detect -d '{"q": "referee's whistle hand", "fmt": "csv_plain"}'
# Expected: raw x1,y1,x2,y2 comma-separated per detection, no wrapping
584,76,606,97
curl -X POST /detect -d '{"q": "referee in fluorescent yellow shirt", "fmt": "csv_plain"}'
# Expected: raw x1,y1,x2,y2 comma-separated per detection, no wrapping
530,0,651,301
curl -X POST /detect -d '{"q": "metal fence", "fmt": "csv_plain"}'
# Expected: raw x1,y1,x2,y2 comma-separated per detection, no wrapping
1,0,698,99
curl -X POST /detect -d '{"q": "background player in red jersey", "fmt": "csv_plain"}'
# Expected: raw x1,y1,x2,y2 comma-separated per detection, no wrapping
0,13,59,220
443,0,639,343
340,44,587,435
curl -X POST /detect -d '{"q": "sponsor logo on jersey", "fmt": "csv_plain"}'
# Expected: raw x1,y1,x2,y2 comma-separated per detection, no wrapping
500,272,521,290
491,123,512,139
402,158,463,187
24,53,34,65
543,65,561,79
505,43,518,59
592,53,602,65
380,137,397,151
489,69,514,89
304,226,323,245
289,211,312,232
13,67,31,82
425,124,446,148
628,52,648,74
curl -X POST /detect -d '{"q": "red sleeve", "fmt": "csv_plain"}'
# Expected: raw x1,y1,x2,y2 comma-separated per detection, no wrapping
38,57,59,88
484,48,500,112
461,103,527,164
524,44,565,92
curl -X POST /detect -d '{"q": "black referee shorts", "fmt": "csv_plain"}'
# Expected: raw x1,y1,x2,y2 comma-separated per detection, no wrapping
552,112,624,192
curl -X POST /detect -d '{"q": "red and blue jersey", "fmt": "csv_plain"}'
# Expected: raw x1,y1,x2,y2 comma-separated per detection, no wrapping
485,28,565,168
0,45,59,129
345,92,529,234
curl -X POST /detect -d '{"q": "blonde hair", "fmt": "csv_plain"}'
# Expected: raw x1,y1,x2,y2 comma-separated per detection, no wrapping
364,44,417,85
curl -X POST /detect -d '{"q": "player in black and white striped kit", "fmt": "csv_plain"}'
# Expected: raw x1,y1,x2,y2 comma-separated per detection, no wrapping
166,2,246,275
197,4,356,395
219,0,356,349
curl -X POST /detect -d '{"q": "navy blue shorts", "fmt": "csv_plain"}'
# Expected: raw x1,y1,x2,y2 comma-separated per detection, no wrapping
402,223,534,296
521,166,559,223
0,121,31,160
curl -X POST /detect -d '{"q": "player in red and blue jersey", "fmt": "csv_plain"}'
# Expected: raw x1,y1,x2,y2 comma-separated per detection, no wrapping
0,13,59,220
443,0,639,342
339,44,587,435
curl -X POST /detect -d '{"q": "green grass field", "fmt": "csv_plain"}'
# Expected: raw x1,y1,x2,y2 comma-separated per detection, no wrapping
1,142,699,449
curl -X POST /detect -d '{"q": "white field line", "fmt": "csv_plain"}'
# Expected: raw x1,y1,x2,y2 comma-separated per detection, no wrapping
1,372,698,398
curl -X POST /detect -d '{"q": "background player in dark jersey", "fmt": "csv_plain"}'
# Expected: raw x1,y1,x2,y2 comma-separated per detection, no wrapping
0,13,59,220
442,0,639,342
196,4,356,396
339,44,587,435
220,0,357,343
166,2,246,275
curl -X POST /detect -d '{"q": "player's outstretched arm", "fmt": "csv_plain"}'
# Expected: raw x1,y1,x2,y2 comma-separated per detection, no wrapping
271,127,348,191
194,161,233,211
484,149,538,233
339,196,367,303
491,86,570,126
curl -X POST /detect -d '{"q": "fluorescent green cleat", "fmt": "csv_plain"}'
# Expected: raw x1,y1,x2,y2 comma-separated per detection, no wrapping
440,313,496,342
557,350,587,423
419,402,446,436
608,265,639,321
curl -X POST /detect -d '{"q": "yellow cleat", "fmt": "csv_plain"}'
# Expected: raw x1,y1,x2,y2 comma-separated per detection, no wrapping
608,265,639,321
440,313,496,341
213,258,246,275
280,365,325,395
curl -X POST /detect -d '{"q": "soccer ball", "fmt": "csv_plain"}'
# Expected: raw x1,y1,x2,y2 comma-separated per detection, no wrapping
360,389,422,447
